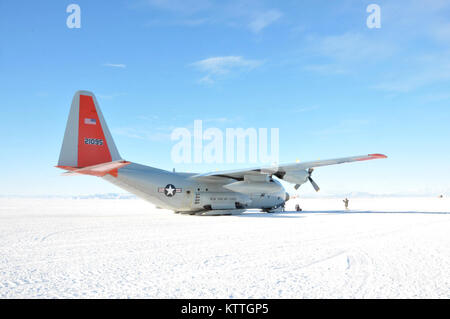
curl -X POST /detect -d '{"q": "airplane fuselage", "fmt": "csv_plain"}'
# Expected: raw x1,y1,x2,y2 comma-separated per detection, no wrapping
103,163,288,213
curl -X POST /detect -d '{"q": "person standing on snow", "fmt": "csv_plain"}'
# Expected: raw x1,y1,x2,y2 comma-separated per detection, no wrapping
343,198,349,210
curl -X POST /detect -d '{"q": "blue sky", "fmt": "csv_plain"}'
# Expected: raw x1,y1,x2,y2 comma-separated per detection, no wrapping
0,0,449,196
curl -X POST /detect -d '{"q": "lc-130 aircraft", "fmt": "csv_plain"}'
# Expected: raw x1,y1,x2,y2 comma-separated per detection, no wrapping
57,91,387,215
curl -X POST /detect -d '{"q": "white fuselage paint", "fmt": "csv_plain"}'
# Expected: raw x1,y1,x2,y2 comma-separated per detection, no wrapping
102,163,287,213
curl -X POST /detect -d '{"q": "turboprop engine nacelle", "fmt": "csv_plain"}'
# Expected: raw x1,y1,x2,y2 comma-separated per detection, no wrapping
282,170,309,185
224,175,284,194
224,180,284,194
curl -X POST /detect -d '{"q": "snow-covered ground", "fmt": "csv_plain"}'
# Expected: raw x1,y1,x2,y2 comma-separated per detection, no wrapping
0,197,449,298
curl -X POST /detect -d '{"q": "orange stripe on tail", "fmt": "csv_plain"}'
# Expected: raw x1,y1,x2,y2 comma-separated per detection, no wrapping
77,95,112,167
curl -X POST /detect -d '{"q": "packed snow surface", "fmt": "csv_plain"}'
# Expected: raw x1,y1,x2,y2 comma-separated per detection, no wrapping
0,197,449,298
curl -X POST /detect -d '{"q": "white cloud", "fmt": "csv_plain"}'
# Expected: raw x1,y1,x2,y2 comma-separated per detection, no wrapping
302,27,450,92
308,32,397,63
103,63,127,69
248,9,282,33
141,0,282,33
300,32,398,78
191,56,261,74
190,56,262,83
431,22,450,43
198,75,214,85
372,51,450,92
381,0,450,46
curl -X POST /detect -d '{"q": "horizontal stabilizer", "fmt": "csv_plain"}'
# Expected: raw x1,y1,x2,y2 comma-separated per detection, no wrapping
56,160,131,177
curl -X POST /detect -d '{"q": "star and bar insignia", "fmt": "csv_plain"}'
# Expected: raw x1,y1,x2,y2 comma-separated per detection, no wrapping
158,184,182,197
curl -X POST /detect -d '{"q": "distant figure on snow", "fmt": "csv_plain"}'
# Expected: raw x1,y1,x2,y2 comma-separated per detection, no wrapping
343,198,349,210
295,204,302,211
438,194,443,198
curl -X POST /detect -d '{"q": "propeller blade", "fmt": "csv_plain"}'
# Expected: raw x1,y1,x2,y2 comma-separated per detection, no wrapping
308,176,320,192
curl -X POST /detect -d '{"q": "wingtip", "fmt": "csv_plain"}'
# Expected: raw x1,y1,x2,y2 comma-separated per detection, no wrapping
369,153,388,159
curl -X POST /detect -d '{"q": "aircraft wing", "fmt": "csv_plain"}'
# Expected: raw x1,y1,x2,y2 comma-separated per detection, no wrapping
191,154,387,181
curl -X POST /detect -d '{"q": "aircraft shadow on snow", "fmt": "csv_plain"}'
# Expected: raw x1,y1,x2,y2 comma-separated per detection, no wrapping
281,210,450,216
231,210,450,218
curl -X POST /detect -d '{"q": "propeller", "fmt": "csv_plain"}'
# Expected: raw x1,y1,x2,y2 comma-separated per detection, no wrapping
307,168,320,192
